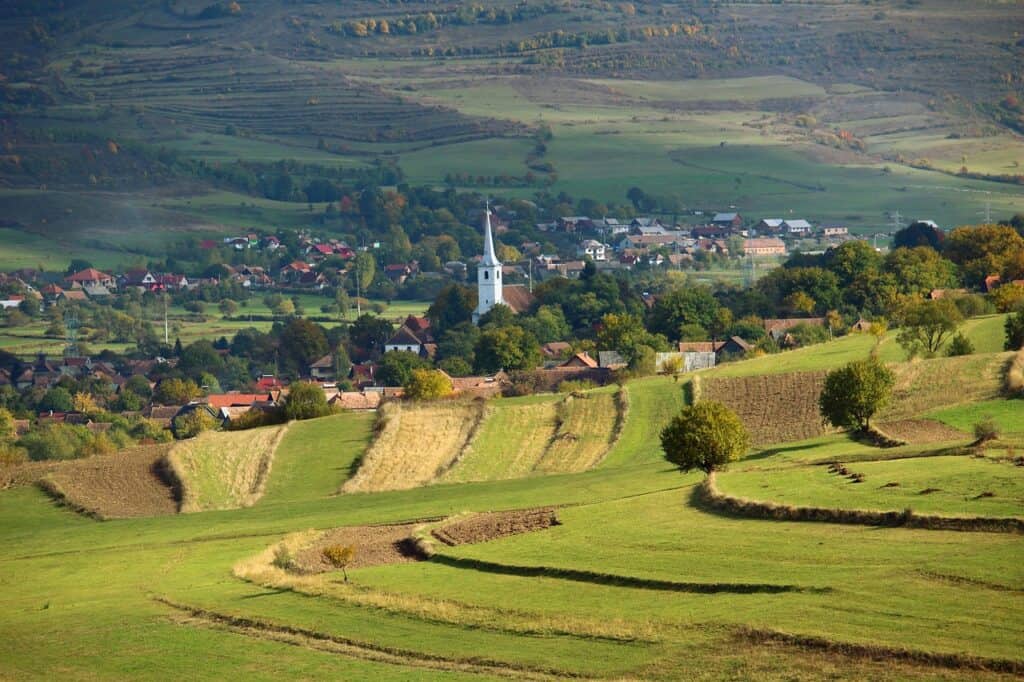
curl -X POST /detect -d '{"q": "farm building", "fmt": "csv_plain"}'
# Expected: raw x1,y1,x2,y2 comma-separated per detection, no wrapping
384,316,436,356
742,238,786,257
655,351,717,372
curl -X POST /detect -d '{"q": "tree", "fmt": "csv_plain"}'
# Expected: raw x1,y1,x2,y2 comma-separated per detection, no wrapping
944,225,1024,286
219,299,238,317
945,333,974,357
154,378,202,405
883,247,958,298
0,407,14,441
404,369,453,401
172,409,219,439
893,221,944,251
352,252,376,293
39,387,74,413
335,288,350,320
819,358,895,432
72,393,100,415
648,287,722,341
376,351,429,386
660,401,750,474
279,318,328,374
321,544,356,582
474,326,541,374
283,381,330,421
896,298,963,358
1006,311,1024,350
427,284,476,332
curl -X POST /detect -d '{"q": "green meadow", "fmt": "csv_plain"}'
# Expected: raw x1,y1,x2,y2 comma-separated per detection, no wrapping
1,335,1022,679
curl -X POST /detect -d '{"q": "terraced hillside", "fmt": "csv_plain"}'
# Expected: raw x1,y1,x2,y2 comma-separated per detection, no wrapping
1,356,1023,678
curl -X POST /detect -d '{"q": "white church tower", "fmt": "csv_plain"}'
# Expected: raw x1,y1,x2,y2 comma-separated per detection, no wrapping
473,203,503,324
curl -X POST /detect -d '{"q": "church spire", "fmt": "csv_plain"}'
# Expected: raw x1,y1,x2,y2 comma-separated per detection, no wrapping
481,201,501,267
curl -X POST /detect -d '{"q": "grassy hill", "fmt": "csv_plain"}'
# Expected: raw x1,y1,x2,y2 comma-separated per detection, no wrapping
1,0,1023,265
2,337,1022,678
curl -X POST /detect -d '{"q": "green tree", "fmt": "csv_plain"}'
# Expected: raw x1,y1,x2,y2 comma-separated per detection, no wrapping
0,407,14,440
893,221,944,251
474,326,541,373
427,284,476,332
1005,311,1024,350
944,225,1024,286
660,401,750,474
39,387,74,412
883,247,958,298
896,298,963,358
172,409,219,439
376,351,430,386
279,318,328,374
648,287,722,341
945,332,974,357
404,368,453,400
219,299,238,317
283,381,330,421
335,287,350,320
352,252,376,293
154,378,202,405
819,357,895,432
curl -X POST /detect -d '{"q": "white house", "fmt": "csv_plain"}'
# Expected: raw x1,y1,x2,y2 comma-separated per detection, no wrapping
577,240,608,262
782,219,812,235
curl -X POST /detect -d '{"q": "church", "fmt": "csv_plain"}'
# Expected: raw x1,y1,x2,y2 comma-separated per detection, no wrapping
473,204,533,324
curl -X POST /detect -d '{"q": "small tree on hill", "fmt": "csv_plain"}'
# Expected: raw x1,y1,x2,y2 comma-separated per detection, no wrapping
896,298,962,358
404,369,453,401
322,544,356,582
819,358,895,433
1006,311,1024,350
660,401,750,475
283,381,330,421
945,333,974,357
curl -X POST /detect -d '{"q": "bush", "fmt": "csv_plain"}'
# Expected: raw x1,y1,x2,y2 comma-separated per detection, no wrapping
172,409,219,439
0,442,28,465
18,423,92,461
945,332,974,357
973,418,1000,444
1006,312,1024,351
225,407,286,431
660,401,750,474
283,381,331,421
271,545,294,570
403,369,453,401
819,357,895,432
558,379,596,393
321,544,356,582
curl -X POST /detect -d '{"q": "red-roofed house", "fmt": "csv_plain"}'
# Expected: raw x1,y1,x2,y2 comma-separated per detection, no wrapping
65,268,114,288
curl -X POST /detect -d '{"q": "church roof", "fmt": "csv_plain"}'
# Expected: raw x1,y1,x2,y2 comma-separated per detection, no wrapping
481,205,501,267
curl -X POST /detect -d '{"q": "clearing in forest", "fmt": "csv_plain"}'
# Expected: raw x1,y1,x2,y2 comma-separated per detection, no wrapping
342,401,485,493
167,425,288,512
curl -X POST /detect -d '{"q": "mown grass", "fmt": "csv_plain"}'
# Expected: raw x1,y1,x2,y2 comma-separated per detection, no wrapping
534,389,618,473
1,374,1023,679
717,453,1023,518
929,399,1024,436
601,375,684,467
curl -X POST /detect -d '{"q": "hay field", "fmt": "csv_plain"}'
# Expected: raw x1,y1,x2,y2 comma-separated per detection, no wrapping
882,353,1009,421
167,425,288,512
342,402,485,493
534,391,619,473
442,397,560,484
699,371,832,447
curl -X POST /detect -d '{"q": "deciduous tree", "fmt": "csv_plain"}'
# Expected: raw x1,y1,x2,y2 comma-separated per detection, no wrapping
819,358,894,432
660,401,749,474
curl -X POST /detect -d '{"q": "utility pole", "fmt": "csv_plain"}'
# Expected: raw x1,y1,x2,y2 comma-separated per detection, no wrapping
890,209,902,232
979,195,992,223
163,293,169,345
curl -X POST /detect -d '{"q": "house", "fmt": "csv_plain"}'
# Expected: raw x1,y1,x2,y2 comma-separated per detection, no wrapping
755,218,784,234
851,318,872,333
677,337,752,361
821,225,849,238
384,316,435,356
279,260,313,282
309,354,337,381
597,351,627,370
557,216,594,232
983,275,1002,293
742,238,787,257
40,283,64,301
657,351,717,372
561,352,598,369
205,392,275,411
621,234,680,250
928,288,967,300
329,391,382,411
577,240,608,262
121,269,158,289
256,375,284,391
630,217,664,231
82,283,112,299
384,263,413,284
446,371,509,399
690,225,734,240
0,295,24,310
711,212,742,229
65,268,115,288
782,219,812,236
597,217,628,235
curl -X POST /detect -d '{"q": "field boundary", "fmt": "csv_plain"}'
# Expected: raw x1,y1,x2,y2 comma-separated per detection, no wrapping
155,598,590,681
735,626,1024,675
696,473,1024,534
592,385,630,468
433,400,491,480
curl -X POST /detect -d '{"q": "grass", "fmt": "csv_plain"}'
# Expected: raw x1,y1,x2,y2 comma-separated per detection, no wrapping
1,366,1023,678
717,451,1023,519
928,399,1024,436
168,425,288,512
342,401,486,493
534,389,619,473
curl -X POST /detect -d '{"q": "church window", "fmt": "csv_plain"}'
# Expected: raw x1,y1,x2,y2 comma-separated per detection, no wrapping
484,271,489,280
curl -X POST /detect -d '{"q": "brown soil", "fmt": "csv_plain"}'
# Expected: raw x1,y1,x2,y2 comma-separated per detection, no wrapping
39,443,179,519
876,419,967,444
432,508,559,546
293,523,424,574
0,461,59,489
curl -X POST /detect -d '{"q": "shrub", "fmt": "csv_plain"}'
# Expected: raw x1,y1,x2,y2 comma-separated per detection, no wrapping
18,423,91,461
321,544,356,582
271,545,294,570
172,409,219,439
819,357,895,432
1006,312,1024,350
660,401,750,474
1006,349,1024,396
945,332,974,357
404,369,453,401
0,442,28,465
973,418,1000,444
558,379,595,393
283,381,330,421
